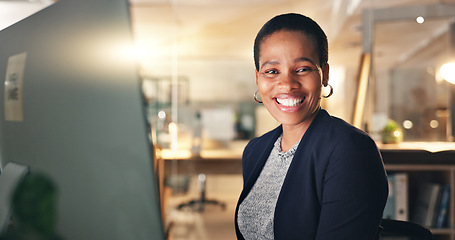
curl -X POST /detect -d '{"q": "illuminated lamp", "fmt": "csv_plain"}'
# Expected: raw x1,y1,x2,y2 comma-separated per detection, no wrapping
440,62,455,84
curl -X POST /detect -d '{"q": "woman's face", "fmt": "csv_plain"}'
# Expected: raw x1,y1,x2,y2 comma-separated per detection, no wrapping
256,30,329,128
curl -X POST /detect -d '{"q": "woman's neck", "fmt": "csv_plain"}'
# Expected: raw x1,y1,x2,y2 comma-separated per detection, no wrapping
280,109,319,152
280,127,306,152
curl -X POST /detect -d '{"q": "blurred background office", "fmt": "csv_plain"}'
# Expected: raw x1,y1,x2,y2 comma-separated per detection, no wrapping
1,0,455,239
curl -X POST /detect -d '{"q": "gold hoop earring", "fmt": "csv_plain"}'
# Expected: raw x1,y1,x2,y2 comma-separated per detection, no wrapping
254,90,263,103
322,84,333,98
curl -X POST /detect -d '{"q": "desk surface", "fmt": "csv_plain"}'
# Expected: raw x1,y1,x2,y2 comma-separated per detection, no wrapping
160,149,243,160
158,144,245,175
160,141,455,158
376,142,455,165
377,142,455,153
159,141,455,174
158,140,247,160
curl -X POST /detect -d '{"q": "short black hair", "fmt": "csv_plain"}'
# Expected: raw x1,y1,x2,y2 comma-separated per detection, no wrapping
253,13,328,71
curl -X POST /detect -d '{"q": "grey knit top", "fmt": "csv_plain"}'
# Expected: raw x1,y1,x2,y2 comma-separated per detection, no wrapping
237,135,300,239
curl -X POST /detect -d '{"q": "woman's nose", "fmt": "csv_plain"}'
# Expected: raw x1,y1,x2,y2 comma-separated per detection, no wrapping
278,72,300,91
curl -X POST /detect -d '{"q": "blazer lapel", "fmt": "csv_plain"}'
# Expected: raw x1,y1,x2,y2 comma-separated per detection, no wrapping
240,126,282,202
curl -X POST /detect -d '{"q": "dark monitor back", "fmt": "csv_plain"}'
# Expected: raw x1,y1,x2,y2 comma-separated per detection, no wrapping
0,0,164,239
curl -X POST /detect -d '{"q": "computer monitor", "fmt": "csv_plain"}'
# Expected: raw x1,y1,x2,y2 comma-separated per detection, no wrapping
0,0,165,239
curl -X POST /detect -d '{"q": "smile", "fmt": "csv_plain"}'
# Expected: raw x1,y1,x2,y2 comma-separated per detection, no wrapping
276,97,304,107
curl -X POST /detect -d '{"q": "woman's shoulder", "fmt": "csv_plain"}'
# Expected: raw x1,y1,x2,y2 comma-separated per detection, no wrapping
312,110,382,165
313,109,376,146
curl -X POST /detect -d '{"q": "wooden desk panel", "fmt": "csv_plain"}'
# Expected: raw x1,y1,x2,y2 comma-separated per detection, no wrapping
164,157,242,175
159,148,243,176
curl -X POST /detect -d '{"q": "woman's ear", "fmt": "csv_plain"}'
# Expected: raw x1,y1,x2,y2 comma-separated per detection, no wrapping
322,64,329,87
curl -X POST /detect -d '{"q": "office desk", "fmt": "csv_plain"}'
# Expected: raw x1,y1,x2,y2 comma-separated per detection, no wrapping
158,142,455,175
154,148,244,218
158,147,244,176
159,142,455,175
378,142,455,164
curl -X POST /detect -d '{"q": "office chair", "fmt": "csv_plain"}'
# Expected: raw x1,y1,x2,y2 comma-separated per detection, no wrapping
177,173,226,212
379,218,433,240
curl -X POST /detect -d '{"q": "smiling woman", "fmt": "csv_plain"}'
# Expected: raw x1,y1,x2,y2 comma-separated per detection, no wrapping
235,13,389,240
255,30,327,144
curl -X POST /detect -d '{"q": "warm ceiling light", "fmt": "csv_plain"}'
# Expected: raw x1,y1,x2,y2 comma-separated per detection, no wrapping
158,111,166,119
430,120,439,129
440,62,455,84
416,16,425,24
403,120,413,129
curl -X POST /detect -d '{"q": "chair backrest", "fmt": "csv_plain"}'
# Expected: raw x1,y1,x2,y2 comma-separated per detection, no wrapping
379,218,433,240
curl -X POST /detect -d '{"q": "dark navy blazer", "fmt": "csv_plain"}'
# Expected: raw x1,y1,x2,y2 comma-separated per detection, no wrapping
235,109,388,240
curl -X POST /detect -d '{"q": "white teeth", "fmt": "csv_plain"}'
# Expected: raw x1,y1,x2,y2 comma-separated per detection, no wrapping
276,98,303,107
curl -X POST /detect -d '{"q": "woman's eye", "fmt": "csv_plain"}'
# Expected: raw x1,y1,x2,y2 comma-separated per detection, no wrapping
297,67,313,73
264,70,278,74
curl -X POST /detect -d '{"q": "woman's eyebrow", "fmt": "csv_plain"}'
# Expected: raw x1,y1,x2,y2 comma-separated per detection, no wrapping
260,60,280,69
294,57,317,65
260,57,317,69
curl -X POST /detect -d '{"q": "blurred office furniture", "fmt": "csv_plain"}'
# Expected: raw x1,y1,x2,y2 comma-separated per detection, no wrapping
175,113,228,212
177,173,226,212
159,143,455,239
379,218,433,240
152,146,174,240
160,149,243,176
159,148,243,213
152,146,167,220
381,143,455,240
